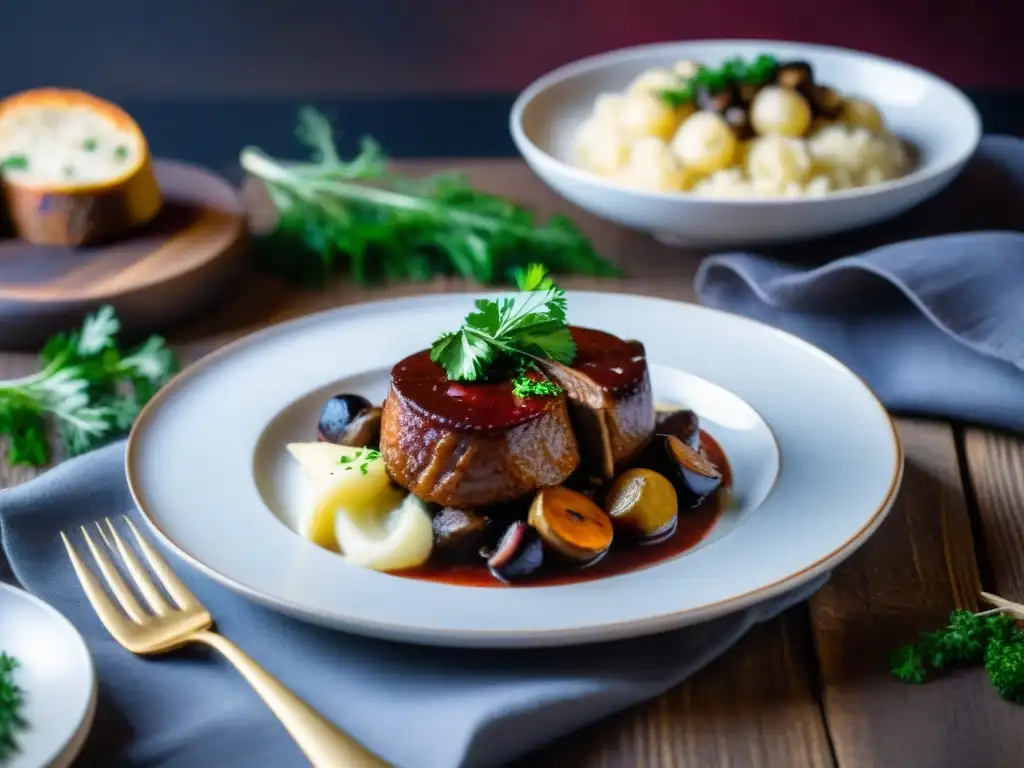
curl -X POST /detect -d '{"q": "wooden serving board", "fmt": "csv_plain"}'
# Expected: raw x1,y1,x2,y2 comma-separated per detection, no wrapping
0,158,248,349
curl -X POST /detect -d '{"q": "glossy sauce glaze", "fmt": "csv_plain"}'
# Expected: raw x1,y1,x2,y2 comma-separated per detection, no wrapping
569,326,647,393
389,326,647,432
397,430,731,587
389,349,555,431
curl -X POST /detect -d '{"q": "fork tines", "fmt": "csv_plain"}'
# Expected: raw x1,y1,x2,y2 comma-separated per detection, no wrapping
61,516,208,649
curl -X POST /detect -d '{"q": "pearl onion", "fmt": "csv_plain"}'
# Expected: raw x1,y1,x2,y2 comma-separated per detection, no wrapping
618,93,679,140
670,111,738,174
673,60,701,79
746,135,812,184
805,175,833,196
617,137,690,192
626,68,679,97
574,117,630,176
592,93,626,124
750,86,812,138
841,97,886,134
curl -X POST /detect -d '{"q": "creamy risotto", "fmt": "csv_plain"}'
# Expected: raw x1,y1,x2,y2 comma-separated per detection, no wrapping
572,54,910,198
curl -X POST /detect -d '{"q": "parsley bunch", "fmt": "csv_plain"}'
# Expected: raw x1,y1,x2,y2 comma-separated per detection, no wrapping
889,608,1024,702
0,653,24,762
429,264,572,396
658,53,779,109
0,305,178,466
240,108,620,288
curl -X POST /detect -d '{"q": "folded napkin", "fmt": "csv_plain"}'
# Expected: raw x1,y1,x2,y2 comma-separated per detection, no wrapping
0,442,824,768
695,135,1024,431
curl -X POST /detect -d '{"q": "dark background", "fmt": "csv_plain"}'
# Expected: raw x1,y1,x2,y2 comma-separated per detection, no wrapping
2,0,1021,171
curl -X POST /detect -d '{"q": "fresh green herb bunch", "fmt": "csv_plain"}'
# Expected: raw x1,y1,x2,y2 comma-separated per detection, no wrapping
0,305,178,466
240,108,620,288
0,652,25,761
429,264,573,398
658,53,779,109
889,608,1024,702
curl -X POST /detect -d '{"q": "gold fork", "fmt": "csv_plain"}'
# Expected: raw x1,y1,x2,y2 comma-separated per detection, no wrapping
62,516,389,768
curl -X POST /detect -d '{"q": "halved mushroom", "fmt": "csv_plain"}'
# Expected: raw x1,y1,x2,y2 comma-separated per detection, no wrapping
775,61,814,94
340,407,382,448
538,359,612,410
639,434,722,508
537,360,616,479
432,507,490,561
488,521,544,583
723,105,753,140
696,85,736,115
655,409,701,451
318,394,382,448
528,486,614,563
736,83,759,106
809,85,844,121
605,468,678,541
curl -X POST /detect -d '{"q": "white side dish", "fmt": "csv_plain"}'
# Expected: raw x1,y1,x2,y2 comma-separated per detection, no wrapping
572,56,909,198
0,583,96,768
511,39,980,246
285,442,434,571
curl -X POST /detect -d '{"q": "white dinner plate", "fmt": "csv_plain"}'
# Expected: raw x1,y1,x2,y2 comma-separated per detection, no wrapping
126,292,902,648
0,583,96,768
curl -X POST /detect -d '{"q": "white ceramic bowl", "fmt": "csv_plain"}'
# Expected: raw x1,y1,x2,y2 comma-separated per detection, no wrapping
510,39,981,247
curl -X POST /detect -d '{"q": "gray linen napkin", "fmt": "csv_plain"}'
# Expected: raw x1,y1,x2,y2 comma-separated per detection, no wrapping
695,135,1024,431
0,441,824,768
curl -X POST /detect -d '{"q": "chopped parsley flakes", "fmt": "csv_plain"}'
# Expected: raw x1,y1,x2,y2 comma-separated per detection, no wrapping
338,447,380,475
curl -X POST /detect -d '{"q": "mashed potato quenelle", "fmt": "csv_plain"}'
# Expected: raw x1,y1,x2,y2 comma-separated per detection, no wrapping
571,54,910,198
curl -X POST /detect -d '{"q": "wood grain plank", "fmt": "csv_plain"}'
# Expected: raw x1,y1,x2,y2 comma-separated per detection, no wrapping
964,428,1024,600
518,608,834,768
810,419,1022,768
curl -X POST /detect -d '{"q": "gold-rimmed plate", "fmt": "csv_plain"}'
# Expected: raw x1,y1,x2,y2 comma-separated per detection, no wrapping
126,292,902,648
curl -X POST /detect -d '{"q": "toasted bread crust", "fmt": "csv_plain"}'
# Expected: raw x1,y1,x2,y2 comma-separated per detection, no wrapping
0,88,162,246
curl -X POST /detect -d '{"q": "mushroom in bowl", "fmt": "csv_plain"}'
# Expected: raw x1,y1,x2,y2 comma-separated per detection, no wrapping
510,39,980,247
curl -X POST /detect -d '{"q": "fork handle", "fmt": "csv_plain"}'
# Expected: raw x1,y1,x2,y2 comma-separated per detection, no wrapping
193,631,389,767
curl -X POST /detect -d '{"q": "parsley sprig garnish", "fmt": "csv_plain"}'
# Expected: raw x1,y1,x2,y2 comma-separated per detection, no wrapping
339,447,381,475
240,108,620,287
0,305,178,466
0,652,25,761
429,264,574,394
889,606,1024,702
658,53,779,109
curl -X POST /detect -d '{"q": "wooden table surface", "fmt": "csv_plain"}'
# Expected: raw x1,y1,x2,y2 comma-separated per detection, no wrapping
3,159,1023,768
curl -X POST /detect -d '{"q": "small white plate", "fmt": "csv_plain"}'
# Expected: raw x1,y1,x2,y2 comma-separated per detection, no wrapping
0,583,96,768
511,39,981,247
126,292,902,648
